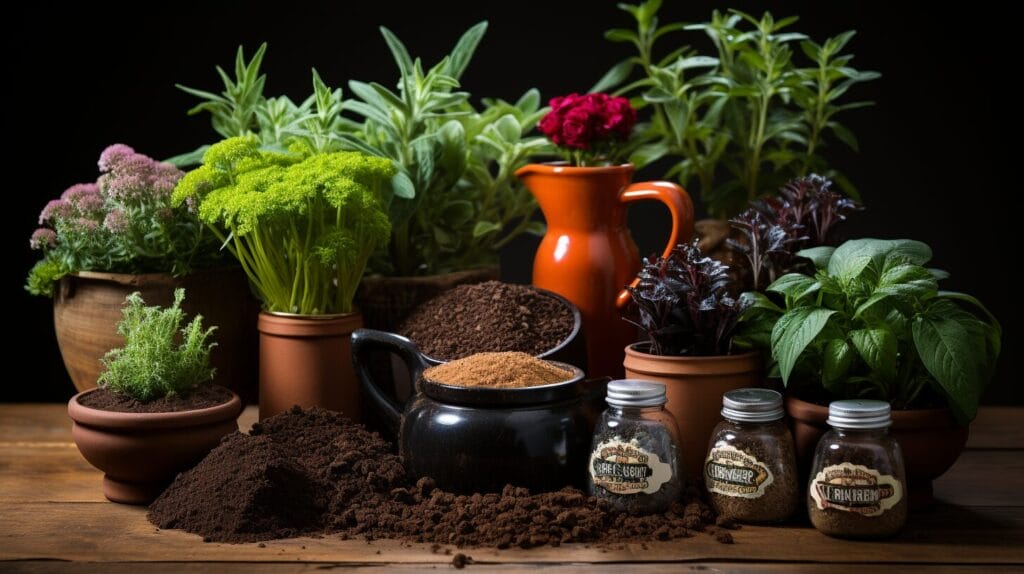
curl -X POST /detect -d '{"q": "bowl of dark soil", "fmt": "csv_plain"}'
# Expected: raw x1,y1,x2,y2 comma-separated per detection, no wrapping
69,385,241,504
353,281,586,374
354,345,607,494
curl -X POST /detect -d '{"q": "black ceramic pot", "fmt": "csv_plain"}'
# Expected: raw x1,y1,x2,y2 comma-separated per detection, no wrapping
352,329,608,494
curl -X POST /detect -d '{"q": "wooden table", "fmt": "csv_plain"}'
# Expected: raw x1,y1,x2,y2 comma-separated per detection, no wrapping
1,404,1022,573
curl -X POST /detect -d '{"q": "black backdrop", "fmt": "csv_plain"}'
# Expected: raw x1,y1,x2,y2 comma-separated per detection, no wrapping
7,1,1015,404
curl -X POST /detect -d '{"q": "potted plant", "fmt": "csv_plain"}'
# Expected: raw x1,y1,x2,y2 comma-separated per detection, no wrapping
172,136,393,420
738,238,1002,507
517,91,694,379
173,26,548,331
26,144,257,400
67,289,241,504
620,240,759,480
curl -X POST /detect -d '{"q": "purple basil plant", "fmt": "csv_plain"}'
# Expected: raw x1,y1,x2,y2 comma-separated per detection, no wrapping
26,144,222,296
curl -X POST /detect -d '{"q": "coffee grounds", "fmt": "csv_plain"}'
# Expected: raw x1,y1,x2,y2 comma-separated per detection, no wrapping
398,281,574,360
149,407,727,547
79,385,233,413
423,352,573,389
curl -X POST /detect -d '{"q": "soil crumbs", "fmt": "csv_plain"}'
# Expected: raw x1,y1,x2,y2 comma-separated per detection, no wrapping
148,407,731,548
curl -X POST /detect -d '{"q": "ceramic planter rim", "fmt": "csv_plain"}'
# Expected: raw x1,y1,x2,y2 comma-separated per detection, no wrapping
784,394,964,429
624,341,761,363
68,386,242,430
262,309,362,321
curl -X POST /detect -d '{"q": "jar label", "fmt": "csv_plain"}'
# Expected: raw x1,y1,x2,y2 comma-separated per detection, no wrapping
590,439,673,495
810,462,903,517
704,445,774,499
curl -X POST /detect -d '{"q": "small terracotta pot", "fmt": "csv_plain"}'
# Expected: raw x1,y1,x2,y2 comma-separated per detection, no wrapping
67,387,241,505
622,344,761,481
53,268,260,403
786,395,969,510
257,311,363,420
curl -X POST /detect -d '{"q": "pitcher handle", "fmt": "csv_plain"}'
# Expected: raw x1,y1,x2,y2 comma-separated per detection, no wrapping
351,328,429,436
615,181,695,310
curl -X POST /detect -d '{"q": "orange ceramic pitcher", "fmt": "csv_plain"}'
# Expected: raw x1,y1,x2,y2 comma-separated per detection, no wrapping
516,163,694,379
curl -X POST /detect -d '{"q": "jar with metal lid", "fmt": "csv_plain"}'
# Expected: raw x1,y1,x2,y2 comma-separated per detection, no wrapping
587,380,683,515
704,388,798,523
808,400,908,538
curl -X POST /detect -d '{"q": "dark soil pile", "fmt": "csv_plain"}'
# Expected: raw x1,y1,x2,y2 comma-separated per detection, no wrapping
397,281,574,360
79,385,233,413
149,407,729,546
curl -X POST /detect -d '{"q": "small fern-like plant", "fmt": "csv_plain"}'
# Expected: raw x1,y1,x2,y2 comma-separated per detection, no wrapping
98,289,217,402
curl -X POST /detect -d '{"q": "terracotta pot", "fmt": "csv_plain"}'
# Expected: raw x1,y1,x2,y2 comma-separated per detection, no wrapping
257,311,363,420
786,395,969,510
67,387,241,504
516,163,694,379
623,344,761,481
53,268,259,403
354,267,499,331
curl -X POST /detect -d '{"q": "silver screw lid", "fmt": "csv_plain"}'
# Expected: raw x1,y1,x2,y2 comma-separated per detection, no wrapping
606,379,667,408
721,388,784,422
827,399,892,430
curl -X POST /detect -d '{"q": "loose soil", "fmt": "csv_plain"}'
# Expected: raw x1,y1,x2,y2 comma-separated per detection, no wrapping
79,385,233,413
398,281,574,360
149,407,730,547
423,352,573,389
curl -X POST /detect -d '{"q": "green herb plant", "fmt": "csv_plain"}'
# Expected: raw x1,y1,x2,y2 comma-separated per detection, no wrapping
98,289,216,402
593,0,879,218
175,24,547,277
737,239,1001,424
172,136,393,315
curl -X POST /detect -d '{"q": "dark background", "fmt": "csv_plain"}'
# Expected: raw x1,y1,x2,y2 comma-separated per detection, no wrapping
7,2,1014,404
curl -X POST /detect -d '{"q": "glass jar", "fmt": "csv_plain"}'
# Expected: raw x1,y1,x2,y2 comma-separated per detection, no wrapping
808,400,908,539
587,379,682,515
704,388,798,523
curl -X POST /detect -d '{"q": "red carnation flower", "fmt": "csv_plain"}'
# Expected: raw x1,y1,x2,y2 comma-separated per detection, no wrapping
538,92,637,162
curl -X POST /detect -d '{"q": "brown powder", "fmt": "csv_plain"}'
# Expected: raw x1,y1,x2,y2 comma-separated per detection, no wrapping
398,281,575,360
148,407,728,547
423,352,573,388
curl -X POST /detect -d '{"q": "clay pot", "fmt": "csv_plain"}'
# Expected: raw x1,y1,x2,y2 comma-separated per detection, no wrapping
354,267,499,331
786,395,969,510
516,163,694,379
622,344,761,481
354,331,607,493
53,268,259,403
67,387,241,504
257,311,363,420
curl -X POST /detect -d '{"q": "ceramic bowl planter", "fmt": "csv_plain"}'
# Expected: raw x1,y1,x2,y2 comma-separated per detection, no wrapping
622,344,761,481
67,387,241,504
786,396,969,510
53,268,259,402
257,311,364,420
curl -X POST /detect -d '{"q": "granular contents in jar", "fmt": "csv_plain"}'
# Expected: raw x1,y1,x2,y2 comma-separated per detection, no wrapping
704,421,799,523
398,281,574,360
423,352,573,388
807,447,907,538
149,407,728,546
589,418,682,515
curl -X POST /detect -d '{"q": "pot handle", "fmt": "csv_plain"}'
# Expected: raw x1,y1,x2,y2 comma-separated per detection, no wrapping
615,181,695,310
351,329,428,435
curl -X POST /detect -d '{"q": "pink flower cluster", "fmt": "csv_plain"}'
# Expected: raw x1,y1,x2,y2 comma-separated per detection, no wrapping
538,92,637,151
98,144,183,202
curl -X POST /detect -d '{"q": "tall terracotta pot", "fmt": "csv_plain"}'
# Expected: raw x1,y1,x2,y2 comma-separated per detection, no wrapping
786,396,969,510
53,268,259,402
257,311,363,420
623,344,761,481
517,163,694,379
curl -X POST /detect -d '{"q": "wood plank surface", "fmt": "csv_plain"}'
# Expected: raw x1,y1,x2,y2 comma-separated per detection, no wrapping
0,403,1021,569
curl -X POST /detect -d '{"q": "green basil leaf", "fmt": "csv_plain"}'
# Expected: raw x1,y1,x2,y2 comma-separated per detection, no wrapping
912,313,986,424
822,338,854,391
767,273,820,304
772,307,837,384
849,328,897,381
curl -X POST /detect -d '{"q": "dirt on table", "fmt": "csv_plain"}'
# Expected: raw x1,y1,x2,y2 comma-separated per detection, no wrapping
78,385,233,413
148,407,731,547
397,281,575,360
